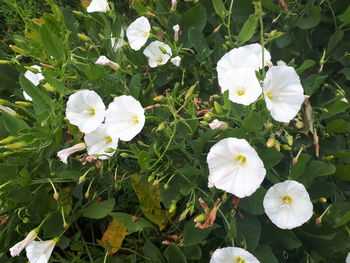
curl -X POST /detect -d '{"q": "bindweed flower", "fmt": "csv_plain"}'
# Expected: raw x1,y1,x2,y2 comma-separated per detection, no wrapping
207,138,266,198
143,41,172,68
217,68,262,106
26,239,58,263
209,119,228,130
0,105,17,117
263,180,313,229
23,91,33,101
84,124,119,160
170,56,181,67
95,55,120,70
105,95,145,141
24,65,44,87
210,247,260,263
66,90,106,133
87,0,110,13
173,24,180,41
9,229,38,257
111,29,125,51
126,16,151,51
263,65,305,123
217,43,271,76
171,0,177,11
57,143,86,164
347,252,350,263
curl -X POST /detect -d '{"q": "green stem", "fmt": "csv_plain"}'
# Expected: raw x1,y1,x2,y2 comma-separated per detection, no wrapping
227,0,234,42
259,13,265,76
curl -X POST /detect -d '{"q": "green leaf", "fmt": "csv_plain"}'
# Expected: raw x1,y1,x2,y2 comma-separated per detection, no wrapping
242,111,264,132
143,239,165,263
81,199,115,219
182,4,207,31
129,74,141,100
338,6,350,25
303,160,336,178
138,150,151,171
297,6,321,29
303,74,328,95
328,202,350,227
327,30,344,54
326,119,350,133
240,187,266,215
290,153,311,179
109,212,155,234
183,220,219,246
257,147,284,169
163,246,187,263
296,60,315,74
334,165,350,181
236,214,261,250
0,111,29,133
40,23,66,62
320,100,350,120
254,244,278,263
236,14,259,44
212,0,227,19
183,245,202,260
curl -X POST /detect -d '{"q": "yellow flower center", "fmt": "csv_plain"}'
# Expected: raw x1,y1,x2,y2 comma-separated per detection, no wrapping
157,58,163,63
105,136,112,144
236,155,247,164
144,31,150,38
236,89,245,96
235,257,246,263
266,91,273,100
133,115,139,124
282,195,292,204
89,108,95,116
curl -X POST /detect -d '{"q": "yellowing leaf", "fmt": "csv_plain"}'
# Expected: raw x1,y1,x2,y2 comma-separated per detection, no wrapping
131,174,174,230
99,219,128,255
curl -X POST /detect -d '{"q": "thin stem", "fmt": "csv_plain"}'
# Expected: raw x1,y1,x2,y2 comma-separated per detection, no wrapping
227,0,234,42
259,12,265,76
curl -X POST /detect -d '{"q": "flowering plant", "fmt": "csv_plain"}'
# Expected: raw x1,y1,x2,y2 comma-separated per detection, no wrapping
0,0,349,262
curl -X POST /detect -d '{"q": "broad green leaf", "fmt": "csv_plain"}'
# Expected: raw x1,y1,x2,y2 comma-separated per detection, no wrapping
319,100,350,120
257,148,284,169
182,4,207,31
338,6,350,25
143,239,166,263
81,199,115,219
236,14,259,44
296,60,315,74
110,212,155,234
326,119,350,133
40,22,66,62
290,153,311,179
242,111,264,132
240,187,267,215
327,30,344,53
236,214,261,250
99,219,128,254
183,245,202,260
138,150,151,171
327,202,350,227
254,244,279,263
131,174,174,230
0,111,29,134
334,165,350,181
163,246,187,263
183,220,219,246
212,0,227,19
302,160,336,178
303,74,328,95
297,6,321,29
129,74,141,100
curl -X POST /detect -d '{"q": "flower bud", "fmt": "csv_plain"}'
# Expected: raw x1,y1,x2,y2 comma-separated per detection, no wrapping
274,140,281,151
264,122,273,130
319,197,327,203
285,134,293,146
15,101,32,107
77,33,91,42
120,152,131,158
322,155,334,161
72,10,84,16
2,142,26,149
152,179,160,186
63,223,70,230
9,45,25,54
53,192,59,201
266,138,275,148
0,136,16,145
282,144,291,151
78,175,86,184
156,122,166,131
209,119,228,130
169,203,176,214
295,120,304,129
315,217,322,225
163,183,169,190
214,101,223,114
153,95,165,102
43,83,56,92
203,112,212,121
193,213,206,223
0,60,10,64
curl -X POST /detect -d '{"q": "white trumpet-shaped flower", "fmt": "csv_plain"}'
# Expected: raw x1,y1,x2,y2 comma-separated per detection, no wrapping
173,24,180,41
84,124,119,159
210,247,260,263
111,29,125,51
217,43,271,75
263,180,313,229
66,90,106,133
263,65,305,123
9,229,38,257
346,252,350,263
209,119,228,130
26,239,57,263
57,143,86,164
170,56,181,67
218,68,262,106
143,41,172,68
95,55,120,70
126,16,151,51
207,138,266,198
87,0,110,13
105,95,145,141
24,65,44,87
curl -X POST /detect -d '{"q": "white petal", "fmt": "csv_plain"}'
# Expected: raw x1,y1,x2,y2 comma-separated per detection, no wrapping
84,124,119,160
23,91,33,101
263,180,313,229
57,143,86,164
26,240,55,263
111,29,125,51
346,252,350,263
105,95,145,141
207,138,266,198
218,68,262,106
217,43,271,76
95,55,111,65
87,0,110,13
143,41,172,68
170,56,181,67
24,66,44,86
210,247,260,263
263,66,304,123
126,16,150,51
66,90,106,133
9,230,38,257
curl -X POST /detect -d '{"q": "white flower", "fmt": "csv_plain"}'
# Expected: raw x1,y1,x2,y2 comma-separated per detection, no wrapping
143,41,172,68
87,0,110,13
66,90,106,133
0,105,17,117
173,24,180,41
111,29,125,51
26,239,57,263
171,0,177,11
57,143,86,164
263,65,305,123
9,229,38,257
277,60,286,66
209,119,228,130
23,91,33,101
207,138,266,198
170,56,181,67
24,65,44,86
84,124,119,159
263,180,313,229
210,247,260,263
126,16,151,51
217,43,271,75
218,68,262,106
95,55,120,70
105,95,145,141
346,252,350,263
